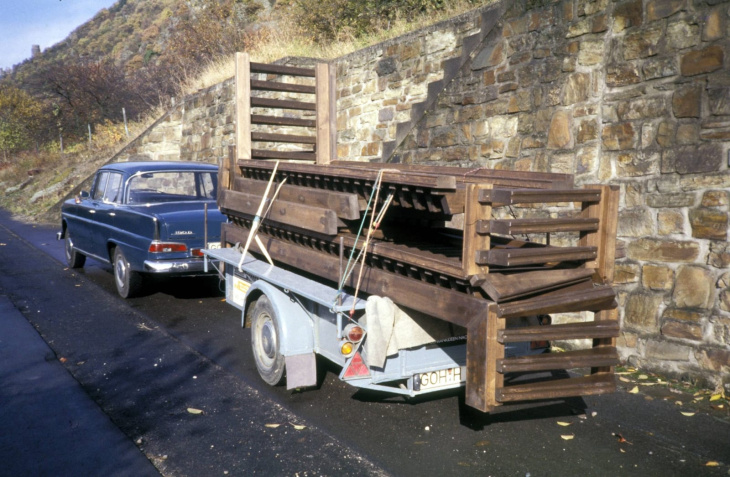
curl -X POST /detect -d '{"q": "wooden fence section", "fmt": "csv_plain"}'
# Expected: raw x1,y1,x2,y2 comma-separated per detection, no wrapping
234,52,336,165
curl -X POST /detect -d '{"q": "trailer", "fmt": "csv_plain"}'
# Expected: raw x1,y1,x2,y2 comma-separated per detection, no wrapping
203,54,621,413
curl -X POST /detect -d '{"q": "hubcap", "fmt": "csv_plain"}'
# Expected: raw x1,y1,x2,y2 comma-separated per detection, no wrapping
115,257,126,288
261,319,276,359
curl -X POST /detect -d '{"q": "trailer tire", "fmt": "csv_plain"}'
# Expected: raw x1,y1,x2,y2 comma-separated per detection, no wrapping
251,295,286,386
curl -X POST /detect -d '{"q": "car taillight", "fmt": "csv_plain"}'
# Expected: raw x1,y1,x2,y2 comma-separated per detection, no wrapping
345,324,364,342
191,248,204,257
149,241,188,253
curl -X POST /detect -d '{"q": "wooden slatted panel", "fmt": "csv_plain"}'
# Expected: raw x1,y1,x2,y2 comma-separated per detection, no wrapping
496,347,619,373
496,373,616,403
470,268,595,303
498,320,620,343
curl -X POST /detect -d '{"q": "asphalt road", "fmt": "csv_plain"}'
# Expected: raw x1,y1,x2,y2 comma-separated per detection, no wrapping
1,209,729,476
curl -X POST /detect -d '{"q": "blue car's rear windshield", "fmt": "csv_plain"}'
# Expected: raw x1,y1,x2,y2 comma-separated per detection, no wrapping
126,171,217,204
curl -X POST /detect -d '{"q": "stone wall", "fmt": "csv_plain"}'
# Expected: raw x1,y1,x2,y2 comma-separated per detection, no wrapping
389,0,729,387
108,0,729,388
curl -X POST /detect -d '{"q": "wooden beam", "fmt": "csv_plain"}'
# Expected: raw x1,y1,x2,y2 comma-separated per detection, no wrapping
479,188,602,205
465,304,503,412
496,284,616,318
251,115,316,128
220,189,340,235
251,132,317,144
251,79,315,94
476,246,597,267
316,62,337,165
580,185,620,282
250,62,316,77
462,184,491,276
470,268,595,303
235,52,251,161
251,97,316,111
251,149,316,161
234,177,360,220
478,217,600,235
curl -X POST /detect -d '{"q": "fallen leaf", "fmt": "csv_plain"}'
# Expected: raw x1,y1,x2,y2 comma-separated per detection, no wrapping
710,404,724,410
265,423,280,428
628,386,639,394
619,377,631,383
680,411,695,417
705,461,720,467
290,423,306,430
613,433,628,443
557,421,572,427
620,448,626,453
710,394,722,402
59,357,67,363
638,374,648,380
187,408,203,415
474,440,490,447
560,434,574,440
675,401,683,406
221,299,226,302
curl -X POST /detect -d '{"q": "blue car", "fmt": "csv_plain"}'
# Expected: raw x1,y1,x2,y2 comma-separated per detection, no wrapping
59,161,227,298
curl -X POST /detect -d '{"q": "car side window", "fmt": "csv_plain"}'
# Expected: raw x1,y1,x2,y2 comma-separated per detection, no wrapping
103,173,123,203
92,172,109,201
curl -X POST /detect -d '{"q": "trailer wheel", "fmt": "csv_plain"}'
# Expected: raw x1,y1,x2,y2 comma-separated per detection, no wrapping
64,233,86,269
251,295,286,386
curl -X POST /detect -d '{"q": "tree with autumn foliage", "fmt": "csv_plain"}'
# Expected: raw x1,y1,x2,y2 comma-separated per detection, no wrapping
0,85,44,159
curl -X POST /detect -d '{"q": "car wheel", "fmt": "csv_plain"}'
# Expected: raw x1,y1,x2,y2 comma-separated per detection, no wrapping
251,296,286,386
113,247,143,299
64,233,86,268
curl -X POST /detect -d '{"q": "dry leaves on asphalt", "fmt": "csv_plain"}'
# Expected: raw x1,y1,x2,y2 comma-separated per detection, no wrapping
187,407,204,415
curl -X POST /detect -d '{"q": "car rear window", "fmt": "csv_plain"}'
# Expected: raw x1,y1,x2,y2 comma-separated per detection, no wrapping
127,171,218,204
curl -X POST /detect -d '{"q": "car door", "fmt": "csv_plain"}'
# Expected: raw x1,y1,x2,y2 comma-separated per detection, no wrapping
91,172,124,260
67,171,108,256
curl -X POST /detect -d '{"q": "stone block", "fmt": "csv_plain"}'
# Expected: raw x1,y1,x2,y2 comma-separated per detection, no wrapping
708,87,730,115
617,331,638,349
695,348,730,372
602,122,636,150
547,110,572,149
578,40,604,66
646,192,695,208
672,144,723,174
719,271,730,289
615,262,640,284
618,97,669,120
576,145,599,174
689,208,728,240
576,119,599,145
627,238,700,262
672,84,702,118
663,307,703,322
612,0,643,33
710,316,730,346
472,41,504,70
646,0,685,21
619,207,654,237
623,25,663,60
643,264,675,290
721,289,730,312
667,20,700,50
642,58,678,80
562,72,591,105
680,45,724,77
646,340,691,362
605,62,643,85
662,320,703,341
703,8,725,42
708,242,730,269
656,120,675,147
673,265,714,309
624,291,663,330
657,209,685,235
676,124,699,144
616,151,660,177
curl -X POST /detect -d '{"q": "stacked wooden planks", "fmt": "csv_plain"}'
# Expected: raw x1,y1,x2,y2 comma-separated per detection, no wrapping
218,155,620,412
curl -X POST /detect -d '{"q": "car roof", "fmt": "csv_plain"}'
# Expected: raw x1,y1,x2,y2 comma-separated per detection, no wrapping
99,161,218,174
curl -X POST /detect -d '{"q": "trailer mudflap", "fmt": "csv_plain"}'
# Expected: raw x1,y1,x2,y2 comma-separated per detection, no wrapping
285,353,317,390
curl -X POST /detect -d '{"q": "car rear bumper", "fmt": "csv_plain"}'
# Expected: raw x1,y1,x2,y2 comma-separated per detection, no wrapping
143,258,217,274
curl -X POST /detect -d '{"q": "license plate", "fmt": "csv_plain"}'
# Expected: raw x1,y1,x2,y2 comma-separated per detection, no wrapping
207,241,221,249
416,366,465,391
230,276,251,308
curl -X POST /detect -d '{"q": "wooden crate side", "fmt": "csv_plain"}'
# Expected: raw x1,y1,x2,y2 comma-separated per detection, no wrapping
462,184,491,277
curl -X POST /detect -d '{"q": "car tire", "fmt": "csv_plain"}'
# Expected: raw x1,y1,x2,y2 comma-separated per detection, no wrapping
113,247,143,299
251,295,286,386
64,233,86,268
